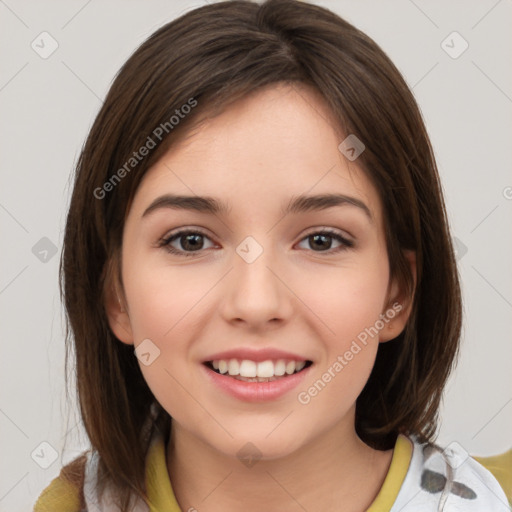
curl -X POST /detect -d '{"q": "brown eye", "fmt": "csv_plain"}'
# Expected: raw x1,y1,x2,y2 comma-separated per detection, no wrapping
297,230,353,253
160,230,215,257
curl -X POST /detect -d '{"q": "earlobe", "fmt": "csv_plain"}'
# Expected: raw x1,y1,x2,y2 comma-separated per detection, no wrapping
103,281,134,346
379,315,406,343
380,250,417,343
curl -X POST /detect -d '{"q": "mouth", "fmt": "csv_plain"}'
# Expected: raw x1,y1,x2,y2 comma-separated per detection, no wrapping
203,359,313,383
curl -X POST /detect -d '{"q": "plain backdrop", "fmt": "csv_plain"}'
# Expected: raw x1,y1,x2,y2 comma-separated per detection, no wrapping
0,1,511,510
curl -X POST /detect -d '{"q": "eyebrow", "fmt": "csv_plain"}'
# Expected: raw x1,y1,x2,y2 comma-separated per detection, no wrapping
141,193,372,221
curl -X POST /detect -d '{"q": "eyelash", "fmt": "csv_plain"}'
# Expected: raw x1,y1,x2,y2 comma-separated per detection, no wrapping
157,228,354,258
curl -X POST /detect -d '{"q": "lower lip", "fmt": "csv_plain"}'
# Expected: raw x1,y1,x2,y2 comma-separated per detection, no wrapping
201,363,313,402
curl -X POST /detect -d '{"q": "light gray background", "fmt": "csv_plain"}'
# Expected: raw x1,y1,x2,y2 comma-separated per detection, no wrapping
1,1,511,510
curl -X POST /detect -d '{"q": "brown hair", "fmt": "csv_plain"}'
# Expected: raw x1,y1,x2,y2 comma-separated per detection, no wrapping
60,0,462,509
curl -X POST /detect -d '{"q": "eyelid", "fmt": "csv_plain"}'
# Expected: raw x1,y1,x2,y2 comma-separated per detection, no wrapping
297,227,354,252
156,227,216,254
302,226,353,241
159,226,213,242
157,225,355,258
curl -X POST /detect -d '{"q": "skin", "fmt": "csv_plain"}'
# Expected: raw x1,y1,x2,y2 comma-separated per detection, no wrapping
106,82,416,512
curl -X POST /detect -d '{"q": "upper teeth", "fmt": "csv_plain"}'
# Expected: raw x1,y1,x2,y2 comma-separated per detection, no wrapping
212,359,306,377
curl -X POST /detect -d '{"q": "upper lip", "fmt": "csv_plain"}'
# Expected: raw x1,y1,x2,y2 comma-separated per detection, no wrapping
202,348,311,363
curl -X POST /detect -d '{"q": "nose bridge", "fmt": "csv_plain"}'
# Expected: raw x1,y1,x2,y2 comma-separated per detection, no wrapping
222,234,292,324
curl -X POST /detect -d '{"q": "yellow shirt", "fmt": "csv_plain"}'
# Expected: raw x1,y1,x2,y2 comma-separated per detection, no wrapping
34,434,413,512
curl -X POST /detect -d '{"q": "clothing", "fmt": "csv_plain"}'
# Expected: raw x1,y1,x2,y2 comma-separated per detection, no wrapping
474,449,512,503
387,438,510,511
34,431,510,511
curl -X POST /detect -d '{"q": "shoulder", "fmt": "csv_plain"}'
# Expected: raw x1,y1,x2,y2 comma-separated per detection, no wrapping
33,453,87,512
392,436,511,511
474,448,512,504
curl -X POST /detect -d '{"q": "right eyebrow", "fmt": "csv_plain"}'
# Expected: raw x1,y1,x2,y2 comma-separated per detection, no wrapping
142,195,230,218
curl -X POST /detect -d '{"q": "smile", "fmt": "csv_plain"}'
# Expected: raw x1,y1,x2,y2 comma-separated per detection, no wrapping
201,359,314,402
205,358,312,381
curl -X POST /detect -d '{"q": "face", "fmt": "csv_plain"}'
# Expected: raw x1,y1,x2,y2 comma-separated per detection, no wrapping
106,83,413,460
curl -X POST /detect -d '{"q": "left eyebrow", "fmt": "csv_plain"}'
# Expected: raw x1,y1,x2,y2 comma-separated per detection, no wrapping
282,193,372,222
141,193,372,222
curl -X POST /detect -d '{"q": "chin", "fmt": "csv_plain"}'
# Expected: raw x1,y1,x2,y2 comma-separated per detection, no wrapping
212,428,307,463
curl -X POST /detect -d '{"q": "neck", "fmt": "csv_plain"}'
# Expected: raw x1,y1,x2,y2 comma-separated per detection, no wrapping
166,411,393,512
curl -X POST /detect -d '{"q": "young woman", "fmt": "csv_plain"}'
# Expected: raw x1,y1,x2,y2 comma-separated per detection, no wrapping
34,0,510,510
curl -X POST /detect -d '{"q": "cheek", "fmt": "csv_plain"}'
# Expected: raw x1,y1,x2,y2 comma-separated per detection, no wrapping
123,259,209,341
122,263,207,420
296,270,386,417
295,257,389,344
121,260,212,401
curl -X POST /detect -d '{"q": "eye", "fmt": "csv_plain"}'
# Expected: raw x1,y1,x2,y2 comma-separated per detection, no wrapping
158,227,354,258
158,229,216,257
296,229,354,253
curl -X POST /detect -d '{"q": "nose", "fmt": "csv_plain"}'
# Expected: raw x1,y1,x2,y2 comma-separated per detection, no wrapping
219,239,293,329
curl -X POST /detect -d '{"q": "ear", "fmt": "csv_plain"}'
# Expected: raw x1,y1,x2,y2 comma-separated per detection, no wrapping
103,265,134,346
379,250,416,343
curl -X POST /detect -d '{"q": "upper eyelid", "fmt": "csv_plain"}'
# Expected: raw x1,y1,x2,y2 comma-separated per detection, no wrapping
302,226,353,239
161,227,216,244
160,226,354,248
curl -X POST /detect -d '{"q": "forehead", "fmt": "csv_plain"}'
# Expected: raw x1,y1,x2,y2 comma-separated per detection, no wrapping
128,83,383,226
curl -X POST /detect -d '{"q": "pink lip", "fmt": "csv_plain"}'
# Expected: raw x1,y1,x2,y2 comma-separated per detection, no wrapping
200,362,313,402
202,348,310,363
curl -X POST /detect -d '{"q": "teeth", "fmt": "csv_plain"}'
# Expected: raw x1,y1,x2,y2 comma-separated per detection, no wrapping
228,359,240,375
210,358,309,378
256,360,274,378
285,361,295,374
218,360,228,374
295,361,306,372
274,360,286,376
239,359,257,377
